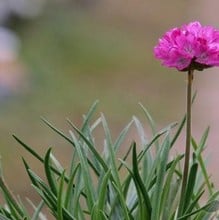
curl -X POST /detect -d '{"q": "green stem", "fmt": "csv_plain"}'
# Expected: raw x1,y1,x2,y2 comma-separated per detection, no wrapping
178,69,194,217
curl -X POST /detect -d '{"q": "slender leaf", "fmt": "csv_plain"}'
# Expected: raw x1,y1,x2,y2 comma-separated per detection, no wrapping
161,155,182,219
13,135,68,182
67,120,108,173
64,163,80,209
183,162,198,213
44,148,58,196
178,200,219,220
69,130,95,211
80,100,99,134
192,133,213,196
27,199,46,220
113,120,133,153
0,214,13,220
57,171,65,220
151,134,170,220
100,114,121,188
0,177,24,219
91,170,111,220
132,143,152,219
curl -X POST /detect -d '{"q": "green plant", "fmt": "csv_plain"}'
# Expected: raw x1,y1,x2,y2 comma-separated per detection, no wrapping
0,101,218,219
2,20,219,220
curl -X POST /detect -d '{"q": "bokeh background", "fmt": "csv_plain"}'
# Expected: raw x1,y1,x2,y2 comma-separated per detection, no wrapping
1,0,219,211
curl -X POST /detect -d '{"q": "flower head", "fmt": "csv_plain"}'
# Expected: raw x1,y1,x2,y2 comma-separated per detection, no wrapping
154,21,219,71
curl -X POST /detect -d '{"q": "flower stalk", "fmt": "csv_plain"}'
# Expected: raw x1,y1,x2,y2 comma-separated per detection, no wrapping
178,69,194,216
154,20,219,219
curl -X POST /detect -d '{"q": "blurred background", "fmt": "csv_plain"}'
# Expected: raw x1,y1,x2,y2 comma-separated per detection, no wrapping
1,0,219,211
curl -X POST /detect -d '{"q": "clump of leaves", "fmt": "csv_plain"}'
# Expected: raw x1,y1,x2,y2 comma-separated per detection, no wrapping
0,101,219,220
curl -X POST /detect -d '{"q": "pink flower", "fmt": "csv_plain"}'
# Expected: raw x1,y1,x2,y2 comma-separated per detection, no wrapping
154,21,219,71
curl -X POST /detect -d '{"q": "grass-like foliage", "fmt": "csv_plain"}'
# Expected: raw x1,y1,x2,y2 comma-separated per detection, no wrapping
0,101,219,219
